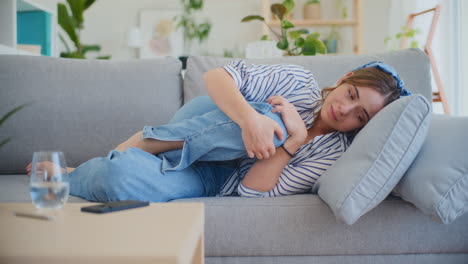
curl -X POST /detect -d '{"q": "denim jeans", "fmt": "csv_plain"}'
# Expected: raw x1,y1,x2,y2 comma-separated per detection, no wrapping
69,96,287,202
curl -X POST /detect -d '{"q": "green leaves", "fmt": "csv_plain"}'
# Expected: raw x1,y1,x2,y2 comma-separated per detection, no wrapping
277,37,289,50
308,32,320,39
188,0,203,10
66,0,86,29
384,26,421,50
82,44,101,54
174,0,212,50
194,22,211,43
57,1,111,59
60,51,86,59
0,138,10,149
0,104,28,128
96,55,111,60
302,41,316,55
84,0,96,10
241,15,265,22
303,37,326,55
182,20,212,43
282,0,295,15
294,37,305,48
241,0,327,56
281,20,294,29
288,29,309,39
271,4,286,20
58,3,79,49
384,36,391,46
0,103,30,149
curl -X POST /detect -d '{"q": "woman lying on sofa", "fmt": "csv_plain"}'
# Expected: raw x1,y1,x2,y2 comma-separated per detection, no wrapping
27,61,410,202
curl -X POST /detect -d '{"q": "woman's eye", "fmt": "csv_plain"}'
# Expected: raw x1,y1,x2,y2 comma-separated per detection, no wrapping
358,116,363,123
349,90,354,99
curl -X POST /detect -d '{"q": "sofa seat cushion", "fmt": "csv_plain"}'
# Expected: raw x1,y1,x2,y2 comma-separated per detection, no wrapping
1,174,468,256
0,175,88,203
174,195,468,257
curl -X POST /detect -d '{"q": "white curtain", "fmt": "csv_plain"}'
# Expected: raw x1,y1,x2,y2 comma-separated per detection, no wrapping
460,0,468,116
387,0,461,115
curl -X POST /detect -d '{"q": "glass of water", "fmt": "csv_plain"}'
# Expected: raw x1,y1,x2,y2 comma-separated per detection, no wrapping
29,151,69,210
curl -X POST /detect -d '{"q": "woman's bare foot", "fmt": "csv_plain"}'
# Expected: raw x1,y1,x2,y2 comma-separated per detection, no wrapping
26,162,75,177
115,131,144,152
115,131,183,154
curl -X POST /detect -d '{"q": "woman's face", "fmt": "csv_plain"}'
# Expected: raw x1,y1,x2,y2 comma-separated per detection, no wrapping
320,79,386,133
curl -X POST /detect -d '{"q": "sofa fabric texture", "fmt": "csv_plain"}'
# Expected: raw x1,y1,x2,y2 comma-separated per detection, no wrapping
0,56,183,173
1,175,468,257
183,49,432,104
204,254,468,264
0,50,467,263
394,114,468,224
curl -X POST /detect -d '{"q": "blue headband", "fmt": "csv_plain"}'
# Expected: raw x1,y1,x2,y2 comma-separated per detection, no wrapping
353,61,411,97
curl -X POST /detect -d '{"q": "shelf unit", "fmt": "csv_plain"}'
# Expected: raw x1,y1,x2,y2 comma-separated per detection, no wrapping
0,0,57,56
261,0,363,54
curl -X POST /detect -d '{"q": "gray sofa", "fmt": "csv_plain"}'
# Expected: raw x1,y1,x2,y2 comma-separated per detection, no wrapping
1,49,467,264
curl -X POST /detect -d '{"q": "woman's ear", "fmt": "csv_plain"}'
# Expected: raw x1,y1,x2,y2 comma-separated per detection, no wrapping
336,72,354,85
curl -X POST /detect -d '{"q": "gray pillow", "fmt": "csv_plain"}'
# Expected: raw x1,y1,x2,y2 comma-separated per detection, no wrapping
393,114,468,224
313,95,432,225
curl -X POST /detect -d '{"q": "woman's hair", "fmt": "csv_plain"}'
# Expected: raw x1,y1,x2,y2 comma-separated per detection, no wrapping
321,67,400,106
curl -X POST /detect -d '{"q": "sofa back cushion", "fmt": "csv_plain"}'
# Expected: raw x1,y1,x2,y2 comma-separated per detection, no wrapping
0,55,183,173
393,114,468,224
183,48,431,104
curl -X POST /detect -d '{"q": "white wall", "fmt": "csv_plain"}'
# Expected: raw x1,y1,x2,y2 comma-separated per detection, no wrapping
81,0,263,59
36,0,464,115
460,0,468,116
26,0,57,12
361,0,391,53
48,0,395,59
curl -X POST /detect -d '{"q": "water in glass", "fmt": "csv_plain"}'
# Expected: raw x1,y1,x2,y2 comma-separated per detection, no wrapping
29,151,70,210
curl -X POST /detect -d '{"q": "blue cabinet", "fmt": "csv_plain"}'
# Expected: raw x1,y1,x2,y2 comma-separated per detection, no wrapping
0,0,56,56
17,10,51,56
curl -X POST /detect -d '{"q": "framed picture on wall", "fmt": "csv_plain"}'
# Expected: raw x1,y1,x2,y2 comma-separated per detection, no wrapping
139,9,184,59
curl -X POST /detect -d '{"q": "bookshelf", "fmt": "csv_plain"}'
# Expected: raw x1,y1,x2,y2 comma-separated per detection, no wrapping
0,0,57,56
261,0,363,54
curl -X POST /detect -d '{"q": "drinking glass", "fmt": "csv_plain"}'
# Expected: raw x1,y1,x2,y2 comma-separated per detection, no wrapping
29,151,70,210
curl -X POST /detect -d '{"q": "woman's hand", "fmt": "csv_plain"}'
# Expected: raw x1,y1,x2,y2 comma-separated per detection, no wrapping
26,162,75,177
268,95,307,148
240,113,284,160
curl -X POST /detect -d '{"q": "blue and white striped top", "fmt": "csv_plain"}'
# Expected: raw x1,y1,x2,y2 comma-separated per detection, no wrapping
218,60,350,197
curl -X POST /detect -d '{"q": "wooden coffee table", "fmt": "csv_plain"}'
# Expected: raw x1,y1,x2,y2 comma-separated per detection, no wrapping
0,202,204,264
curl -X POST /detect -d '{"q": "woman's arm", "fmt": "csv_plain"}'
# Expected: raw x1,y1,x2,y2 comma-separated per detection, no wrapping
241,137,304,192
241,95,308,192
203,68,284,160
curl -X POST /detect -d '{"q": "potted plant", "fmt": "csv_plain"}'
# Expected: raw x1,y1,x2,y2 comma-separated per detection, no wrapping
384,27,421,50
323,0,347,54
241,0,326,56
324,26,339,54
174,0,212,67
303,0,321,20
57,0,110,59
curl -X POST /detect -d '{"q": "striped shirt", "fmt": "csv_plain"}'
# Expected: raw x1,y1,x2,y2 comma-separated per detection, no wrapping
218,60,350,197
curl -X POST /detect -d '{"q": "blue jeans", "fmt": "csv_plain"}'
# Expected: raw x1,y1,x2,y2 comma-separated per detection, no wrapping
69,96,288,202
